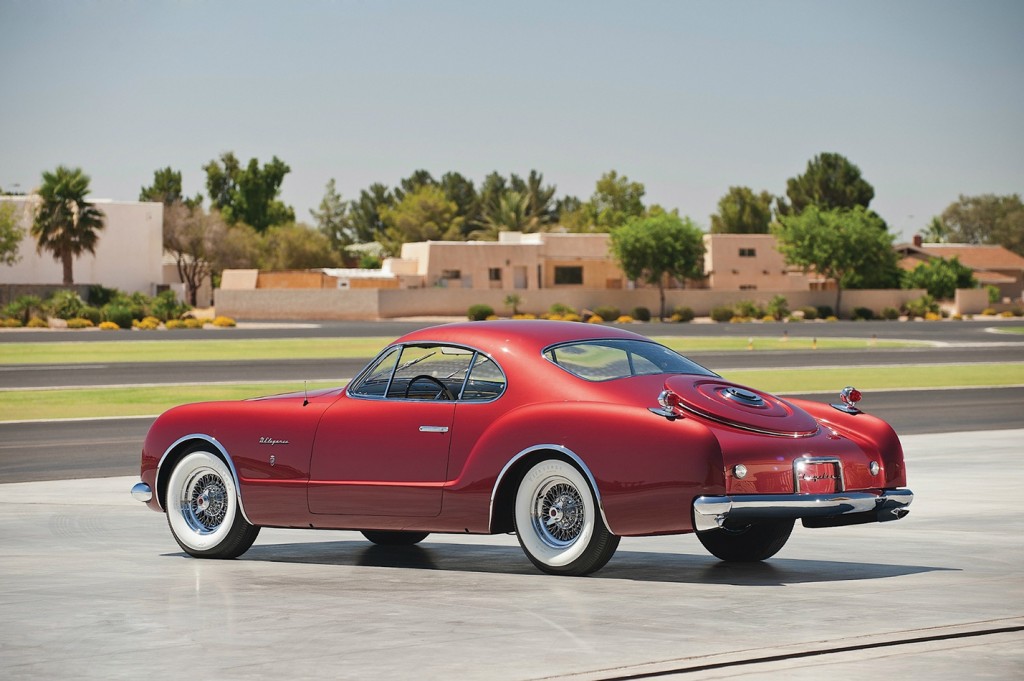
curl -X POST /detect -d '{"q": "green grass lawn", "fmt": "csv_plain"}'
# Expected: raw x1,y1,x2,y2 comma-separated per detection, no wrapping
0,334,925,364
4,363,1021,422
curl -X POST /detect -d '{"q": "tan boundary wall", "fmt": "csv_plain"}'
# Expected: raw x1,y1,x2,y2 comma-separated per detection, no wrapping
216,287,928,320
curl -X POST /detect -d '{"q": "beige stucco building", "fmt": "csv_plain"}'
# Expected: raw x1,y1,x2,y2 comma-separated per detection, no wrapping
702,233,815,291
1,196,165,296
395,231,626,291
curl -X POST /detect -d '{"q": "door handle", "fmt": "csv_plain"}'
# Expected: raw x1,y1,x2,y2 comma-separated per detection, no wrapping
419,425,449,433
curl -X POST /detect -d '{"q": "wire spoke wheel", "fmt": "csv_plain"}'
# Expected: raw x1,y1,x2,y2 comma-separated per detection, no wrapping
514,458,619,576
166,449,259,559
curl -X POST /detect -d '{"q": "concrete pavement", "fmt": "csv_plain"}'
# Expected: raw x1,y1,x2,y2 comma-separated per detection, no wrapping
1,429,1021,680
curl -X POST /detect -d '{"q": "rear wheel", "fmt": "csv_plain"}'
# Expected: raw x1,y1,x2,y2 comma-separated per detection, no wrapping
361,530,429,546
696,519,793,562
166,449,259,559
513,458,619,576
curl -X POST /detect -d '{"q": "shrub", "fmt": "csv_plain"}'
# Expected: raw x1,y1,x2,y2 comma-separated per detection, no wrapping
786,315,802,322
924,312,942,321
734,300,761,319
729,315,748,324
673,306,694,322
710,306,734,322
851,307,875,321
1000,310,1015,318
587,314,604,324
512,313,536,320
133,317,161,330
467,304,494,321
761,314,776,322
815,305,834,319
882,307,900,320
79,306,102,325
549,303,576,317
563,313,582,322
981,307,997,316
825,315,839,322
45,290,86,320
165,319,187,329
27,317,48,328
632,306,652,322
66,318,94,329
615,315,634,323
986,285,1001,304
183,318,205,329
4,295,43,324
87,284,118,307
593,305,620,321
904,294,939,319
2,318,22,327
798,306,818,321
766,295,789,321
151,290,190,322
212,316,237,327
98,321,121,330
1014,308,1024,317
102,305,134,330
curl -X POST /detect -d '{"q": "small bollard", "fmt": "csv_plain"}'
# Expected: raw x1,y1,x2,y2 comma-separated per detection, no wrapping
870,333,877,347
747,337,753,351
812,337,818,350
782,330,788,343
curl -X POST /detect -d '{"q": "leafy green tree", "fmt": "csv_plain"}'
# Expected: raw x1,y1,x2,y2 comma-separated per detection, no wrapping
163,202,227,306
710,186,775,234
779,152,874,215
139,167,202,207
0,201,24,266
772,206,897,316
379,185,464,256
609,212,705,320
472,191,532,239
439,172,479,236
349,183,395,243
919,217,951,243
939,193,1024,256
310,179,354,252
592,170,646,230
31,166,106,285
902,256,977,299
203,152,295,232
260,223,343,270
395,169,436,201
521,170,558,229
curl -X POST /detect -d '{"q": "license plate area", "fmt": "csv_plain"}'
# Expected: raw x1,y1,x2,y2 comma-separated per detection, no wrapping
793,456,844,494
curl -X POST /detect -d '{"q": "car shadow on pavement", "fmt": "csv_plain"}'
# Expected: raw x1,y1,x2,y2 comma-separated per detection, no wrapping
230,540,955,585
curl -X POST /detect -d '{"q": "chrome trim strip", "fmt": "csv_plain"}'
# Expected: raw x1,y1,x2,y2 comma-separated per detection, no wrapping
155,433,253,525
693,489,914,532
489,444,615,535
418,425,450,433
675,402,819,438
130,482,152,502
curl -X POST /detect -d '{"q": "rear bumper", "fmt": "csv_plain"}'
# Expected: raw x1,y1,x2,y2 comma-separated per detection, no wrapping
693,488,913,532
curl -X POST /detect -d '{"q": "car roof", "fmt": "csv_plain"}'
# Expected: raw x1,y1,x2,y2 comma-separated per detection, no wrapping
393,320,651,356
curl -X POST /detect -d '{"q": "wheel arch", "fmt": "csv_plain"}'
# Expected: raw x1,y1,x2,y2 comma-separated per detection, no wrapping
155,434,253,524
489,444,613,535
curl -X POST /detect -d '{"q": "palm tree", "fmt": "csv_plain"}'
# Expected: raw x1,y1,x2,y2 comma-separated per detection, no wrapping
31,166,105,284
471,191,534,240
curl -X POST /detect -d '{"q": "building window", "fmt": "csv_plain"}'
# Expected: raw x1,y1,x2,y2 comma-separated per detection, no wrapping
554,266,583,285
441,269,461,280
739,248,756,257
739,284,758,290
488,267,502,281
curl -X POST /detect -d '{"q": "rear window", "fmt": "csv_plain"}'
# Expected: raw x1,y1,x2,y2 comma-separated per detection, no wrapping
543,339,716,382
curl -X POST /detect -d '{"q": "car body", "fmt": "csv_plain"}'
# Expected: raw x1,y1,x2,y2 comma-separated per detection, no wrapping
132,320,913,575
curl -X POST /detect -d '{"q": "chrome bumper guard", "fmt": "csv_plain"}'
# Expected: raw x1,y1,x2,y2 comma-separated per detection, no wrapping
131,482,153,503
693,489,913,533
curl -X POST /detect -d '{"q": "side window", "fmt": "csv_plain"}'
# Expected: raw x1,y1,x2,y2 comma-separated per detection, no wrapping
348,346,400,397
461,355,507,401
386,345,476,400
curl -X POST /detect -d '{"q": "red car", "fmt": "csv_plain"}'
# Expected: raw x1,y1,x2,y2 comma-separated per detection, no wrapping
131,321,913,576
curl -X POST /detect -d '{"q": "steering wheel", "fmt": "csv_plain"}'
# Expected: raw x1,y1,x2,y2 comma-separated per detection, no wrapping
404,375,455,401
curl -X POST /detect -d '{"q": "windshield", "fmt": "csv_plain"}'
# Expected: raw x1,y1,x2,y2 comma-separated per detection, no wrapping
543,339,717,382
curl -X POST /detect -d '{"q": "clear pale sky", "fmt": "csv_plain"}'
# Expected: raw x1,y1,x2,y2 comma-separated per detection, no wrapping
2,0,1021,241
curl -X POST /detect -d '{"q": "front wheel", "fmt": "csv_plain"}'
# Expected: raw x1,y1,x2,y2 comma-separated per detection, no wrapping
513,458,619,576
361,530,430,546
696,519,794,562
166,449,260,559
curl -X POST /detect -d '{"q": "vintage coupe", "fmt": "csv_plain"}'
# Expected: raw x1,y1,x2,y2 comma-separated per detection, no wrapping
132,321,912,576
